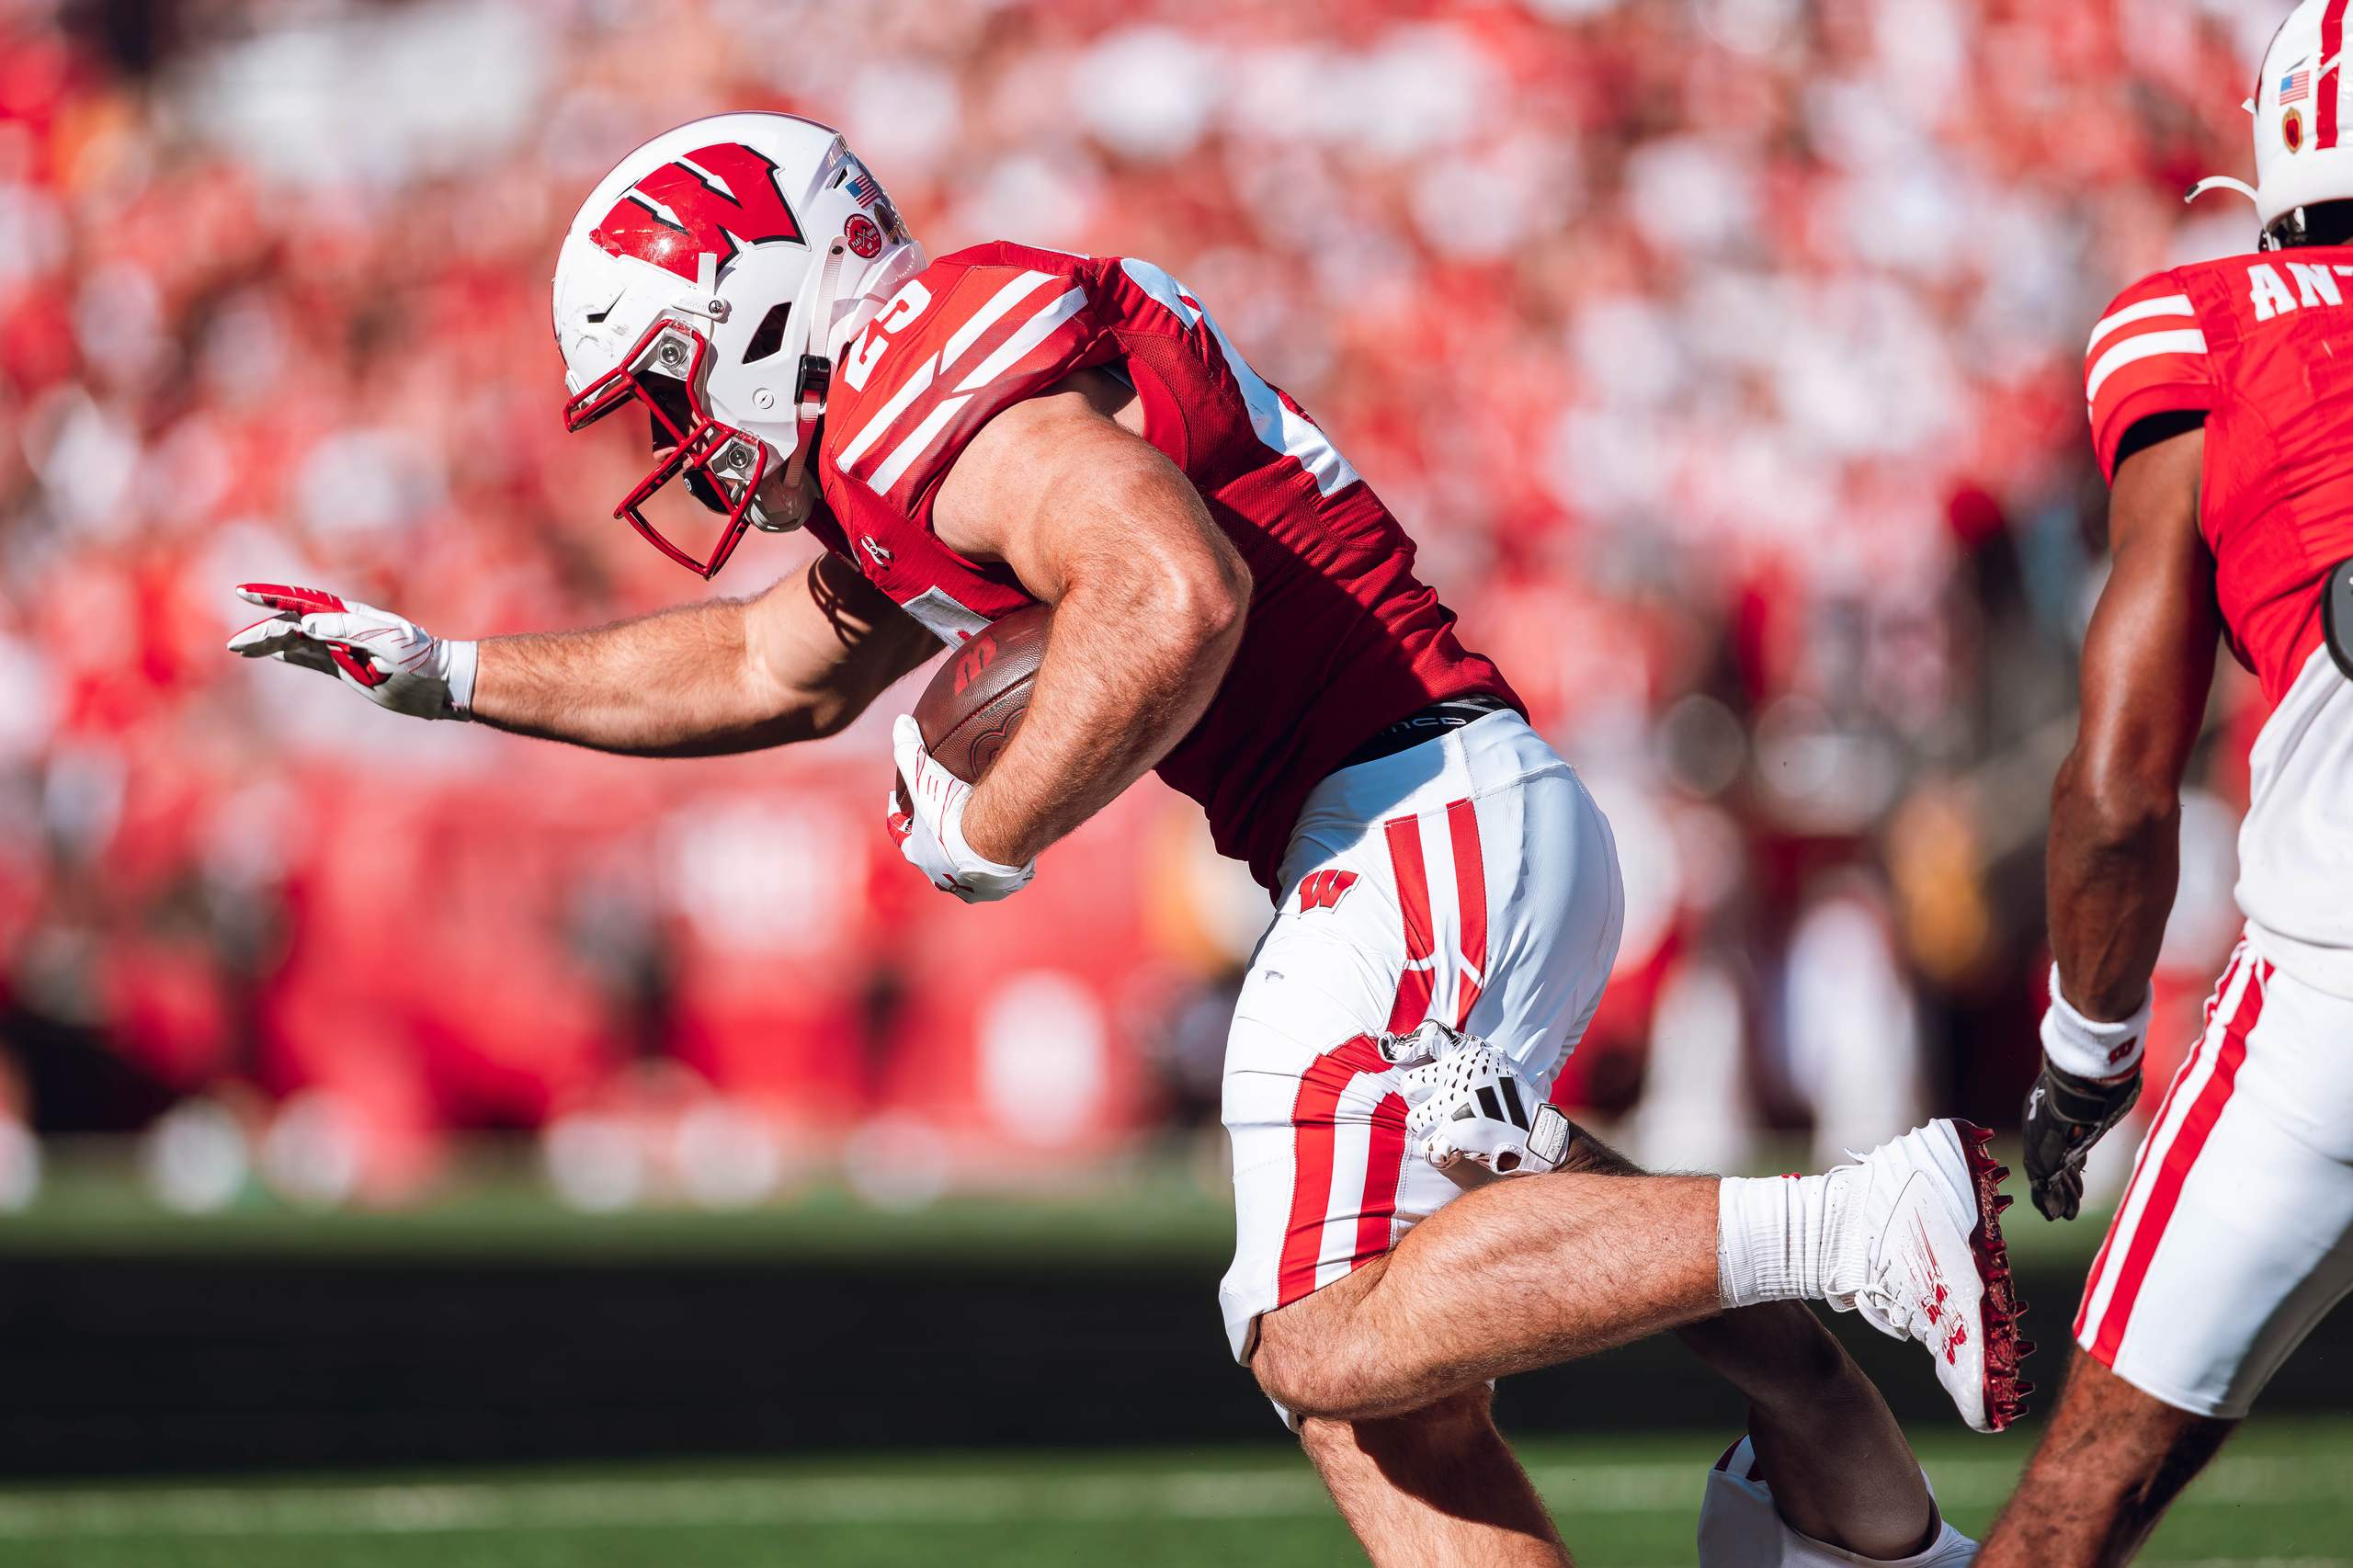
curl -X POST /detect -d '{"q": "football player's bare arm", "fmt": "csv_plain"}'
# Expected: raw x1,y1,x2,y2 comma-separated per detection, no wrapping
929,369,1252,866
230,554,936,755
2047,422,2219,1020
472,551,938,756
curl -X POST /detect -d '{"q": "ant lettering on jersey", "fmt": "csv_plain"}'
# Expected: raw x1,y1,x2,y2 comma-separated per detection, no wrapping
2248,259,2353,322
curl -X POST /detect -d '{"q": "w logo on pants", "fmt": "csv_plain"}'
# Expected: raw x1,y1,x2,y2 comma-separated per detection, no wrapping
1297,869,1359,913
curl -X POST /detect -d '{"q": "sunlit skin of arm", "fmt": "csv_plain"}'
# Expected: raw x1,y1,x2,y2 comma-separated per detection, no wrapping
467,549,939,757
2047,421,2218,1027
927,367,1252,867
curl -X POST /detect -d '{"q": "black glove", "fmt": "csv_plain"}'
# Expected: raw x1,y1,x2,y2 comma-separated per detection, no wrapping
2022,1057,2142,1221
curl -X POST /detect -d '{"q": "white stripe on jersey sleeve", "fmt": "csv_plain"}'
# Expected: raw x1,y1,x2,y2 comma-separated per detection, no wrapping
869,394,974,495
2086,292,2195,356
941,270,1056,371
835,354,938,472
953,287,1089,393
2086,328,2209,403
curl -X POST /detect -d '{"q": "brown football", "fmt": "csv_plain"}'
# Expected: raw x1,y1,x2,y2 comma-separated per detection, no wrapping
911,604,1051,783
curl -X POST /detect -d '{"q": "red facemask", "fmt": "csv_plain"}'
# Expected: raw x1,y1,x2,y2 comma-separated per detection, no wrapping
563,316,771,578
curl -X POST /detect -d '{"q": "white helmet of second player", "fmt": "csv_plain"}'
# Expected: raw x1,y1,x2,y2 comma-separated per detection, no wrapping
552,113,926,576
2193,1,2353,245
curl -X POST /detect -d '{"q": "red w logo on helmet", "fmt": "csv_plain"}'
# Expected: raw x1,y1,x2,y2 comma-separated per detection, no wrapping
591,143,805,282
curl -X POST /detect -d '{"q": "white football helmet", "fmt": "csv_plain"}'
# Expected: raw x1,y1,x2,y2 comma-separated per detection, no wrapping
2191,1,2353,246
552,113,926,575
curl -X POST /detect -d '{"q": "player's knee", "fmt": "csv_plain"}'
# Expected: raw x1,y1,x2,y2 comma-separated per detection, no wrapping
1251,1330,1362,1419
1251,1304,1386,1420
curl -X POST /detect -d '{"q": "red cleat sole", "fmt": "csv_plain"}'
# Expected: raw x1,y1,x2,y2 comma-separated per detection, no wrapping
1953,1119,2030,1431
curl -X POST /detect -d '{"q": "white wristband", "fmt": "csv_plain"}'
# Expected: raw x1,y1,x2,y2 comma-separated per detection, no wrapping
443,639,478,719
2040,963,2150,1079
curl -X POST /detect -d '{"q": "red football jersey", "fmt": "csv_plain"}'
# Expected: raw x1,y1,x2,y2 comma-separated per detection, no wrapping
807,242,1518,889
2086,247,2353,701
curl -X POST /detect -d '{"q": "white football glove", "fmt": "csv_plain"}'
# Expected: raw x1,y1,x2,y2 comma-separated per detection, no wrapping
1381,1020,1572,1177
227,584,475,720
885,713,1034,903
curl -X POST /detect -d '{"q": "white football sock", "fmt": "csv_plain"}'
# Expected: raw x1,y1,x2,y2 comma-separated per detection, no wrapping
1715,1167,1865,1310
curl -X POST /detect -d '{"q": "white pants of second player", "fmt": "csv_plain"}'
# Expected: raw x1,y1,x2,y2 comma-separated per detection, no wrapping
2075,932,2353,1416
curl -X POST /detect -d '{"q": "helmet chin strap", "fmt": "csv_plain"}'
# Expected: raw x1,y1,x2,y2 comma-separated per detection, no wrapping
2187,176,2259,206
762,237,850,529
2185,176,2277,246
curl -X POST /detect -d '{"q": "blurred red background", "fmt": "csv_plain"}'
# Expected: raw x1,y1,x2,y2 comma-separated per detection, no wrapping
0,0,2274,1207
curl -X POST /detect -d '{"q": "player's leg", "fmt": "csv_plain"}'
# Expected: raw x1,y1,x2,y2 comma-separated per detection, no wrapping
1250,1113,2017,1429
1552,1121,1941,1557
1701,1435,1979,1568
1218,725,1625,1562
1245,739,2018,1432
1981,947,2353,1566
1300,1387,1572,1568
1680,1310,1948,1562
1227,1035,1586,1559
1223,994,1583,1559
1976,1353,2230,1568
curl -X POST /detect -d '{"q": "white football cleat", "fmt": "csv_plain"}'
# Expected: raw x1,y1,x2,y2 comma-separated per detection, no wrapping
1698,1435,1980,1566
1830,1120,2029,1434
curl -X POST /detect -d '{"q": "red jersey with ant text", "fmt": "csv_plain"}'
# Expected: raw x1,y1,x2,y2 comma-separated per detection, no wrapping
2086,247,2353,701
2087,245,2353,995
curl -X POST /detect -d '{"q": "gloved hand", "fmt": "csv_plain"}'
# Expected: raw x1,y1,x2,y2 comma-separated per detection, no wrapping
226,584,475,720
2022,1057,2141,1221
1381,1020,1572,1176
885,714,1034,903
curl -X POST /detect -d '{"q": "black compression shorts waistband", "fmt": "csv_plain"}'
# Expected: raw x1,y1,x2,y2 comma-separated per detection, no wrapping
1335,694,1514,773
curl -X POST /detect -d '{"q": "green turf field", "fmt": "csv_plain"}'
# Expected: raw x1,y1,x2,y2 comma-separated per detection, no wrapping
0,1420,2346,1568
0,1137,2108,1269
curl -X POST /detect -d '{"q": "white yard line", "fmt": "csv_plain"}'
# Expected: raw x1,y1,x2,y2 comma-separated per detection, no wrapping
0,1454,2337,1540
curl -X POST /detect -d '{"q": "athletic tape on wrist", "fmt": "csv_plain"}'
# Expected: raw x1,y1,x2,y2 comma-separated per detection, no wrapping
444,640,478,720
2040,962,2150,1079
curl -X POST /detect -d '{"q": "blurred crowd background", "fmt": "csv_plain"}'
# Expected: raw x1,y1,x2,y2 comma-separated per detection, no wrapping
0,0,2275,1214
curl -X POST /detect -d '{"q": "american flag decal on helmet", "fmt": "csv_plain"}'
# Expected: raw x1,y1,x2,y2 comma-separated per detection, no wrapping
845,171,883,209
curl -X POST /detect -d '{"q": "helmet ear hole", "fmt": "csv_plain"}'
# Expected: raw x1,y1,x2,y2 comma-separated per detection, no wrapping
742,302,793,364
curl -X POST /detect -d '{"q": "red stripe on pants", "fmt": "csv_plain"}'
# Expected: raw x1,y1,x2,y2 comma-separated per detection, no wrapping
2325,0,2348,149
1447,799,1488,1028
2074,949,2244,1340
1351,1088,1408,1270
1277,1035,1392,1307
1385,814,1436,1031
2086,961,2266,1365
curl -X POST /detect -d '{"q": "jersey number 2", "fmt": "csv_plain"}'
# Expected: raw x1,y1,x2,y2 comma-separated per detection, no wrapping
841,281,933,392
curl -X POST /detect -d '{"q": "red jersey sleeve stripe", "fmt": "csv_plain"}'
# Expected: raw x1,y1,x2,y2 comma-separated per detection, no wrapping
951,286,1088,392
941,269,1056,366
835,356,938,471
870,394,975,494
834,279,1092,505
2086,328,2209,403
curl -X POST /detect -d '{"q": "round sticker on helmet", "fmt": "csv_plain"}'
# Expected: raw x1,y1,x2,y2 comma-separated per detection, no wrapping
846,214,883,259
2287,107,2306,153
